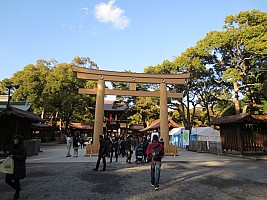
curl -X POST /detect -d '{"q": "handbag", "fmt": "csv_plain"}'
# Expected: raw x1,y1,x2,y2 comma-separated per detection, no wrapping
0,156,14,174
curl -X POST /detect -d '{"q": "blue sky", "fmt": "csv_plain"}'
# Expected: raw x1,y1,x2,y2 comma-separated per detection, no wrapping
0,0,266,81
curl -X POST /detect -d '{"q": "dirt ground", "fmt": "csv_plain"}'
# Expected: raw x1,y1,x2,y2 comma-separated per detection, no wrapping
1,159,267,200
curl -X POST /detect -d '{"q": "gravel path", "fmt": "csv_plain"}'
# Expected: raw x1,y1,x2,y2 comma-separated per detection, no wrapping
0,144,266,200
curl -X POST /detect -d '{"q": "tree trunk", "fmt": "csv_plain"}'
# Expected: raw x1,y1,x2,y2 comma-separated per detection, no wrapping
233,82,240,114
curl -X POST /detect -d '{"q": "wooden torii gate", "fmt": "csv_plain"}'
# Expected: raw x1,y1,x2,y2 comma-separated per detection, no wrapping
72,66,190,155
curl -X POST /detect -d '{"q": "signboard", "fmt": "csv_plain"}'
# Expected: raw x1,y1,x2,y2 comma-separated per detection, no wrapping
183,130,190,146
120,123,127,128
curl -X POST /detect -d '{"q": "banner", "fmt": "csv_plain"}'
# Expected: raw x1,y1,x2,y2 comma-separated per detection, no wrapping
183,130,190,146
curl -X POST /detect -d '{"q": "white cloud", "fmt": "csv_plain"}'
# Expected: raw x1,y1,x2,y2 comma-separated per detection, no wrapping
94,0,130,29
82,7,89,15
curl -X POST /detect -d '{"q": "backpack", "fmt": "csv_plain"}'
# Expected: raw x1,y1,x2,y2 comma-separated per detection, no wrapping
152,144,162,161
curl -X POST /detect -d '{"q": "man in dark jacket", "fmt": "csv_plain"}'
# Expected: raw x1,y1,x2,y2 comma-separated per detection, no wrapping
93,135,108,171
146,134,164,191
125,135,133,164
109,136,119,163
5,135,27,200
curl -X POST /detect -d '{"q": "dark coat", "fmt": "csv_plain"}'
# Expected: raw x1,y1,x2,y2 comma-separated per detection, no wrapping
73,136,79,148
98,139,108,157
125,138,132,151
6,144,27,180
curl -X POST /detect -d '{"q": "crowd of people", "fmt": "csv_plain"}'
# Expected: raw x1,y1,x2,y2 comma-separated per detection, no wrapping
65,132,152,164
2,133,164,199
91,133,165,191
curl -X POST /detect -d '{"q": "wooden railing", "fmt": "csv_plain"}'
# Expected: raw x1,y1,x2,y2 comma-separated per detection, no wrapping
86,144,179,156
164,145,179,156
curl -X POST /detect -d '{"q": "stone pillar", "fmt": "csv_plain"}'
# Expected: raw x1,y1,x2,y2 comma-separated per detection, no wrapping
93,79,105,146
160,82,169,148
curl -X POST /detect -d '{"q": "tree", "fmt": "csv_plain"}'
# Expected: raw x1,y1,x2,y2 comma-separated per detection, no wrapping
199,10,267,114
43,63,95,142
71,56,98,69
11,60,51,116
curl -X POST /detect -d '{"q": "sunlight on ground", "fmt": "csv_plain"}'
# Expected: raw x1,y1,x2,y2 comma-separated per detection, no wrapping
200,161,227,167
116,165,150,173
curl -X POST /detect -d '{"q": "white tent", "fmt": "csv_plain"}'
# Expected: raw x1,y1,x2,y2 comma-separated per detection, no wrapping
169,127,220,141
191,127,220,142
169,127,185,135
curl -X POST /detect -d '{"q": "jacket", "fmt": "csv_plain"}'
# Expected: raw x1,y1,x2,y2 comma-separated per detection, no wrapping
99,139,108,157
146,141,164,162
8,144,27,179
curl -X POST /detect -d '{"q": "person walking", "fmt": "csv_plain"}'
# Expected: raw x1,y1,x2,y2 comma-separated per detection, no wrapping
5,135,27,200
72,133,79,157
146,134,164,191
66,133,72,157
125,135,133,164
142,136,149,163
120,136,126,157
93,135,108,171
109,136,119,163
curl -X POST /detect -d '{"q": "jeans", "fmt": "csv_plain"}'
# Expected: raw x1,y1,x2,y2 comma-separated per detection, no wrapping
95,155,106,170
110,149,118,162
150,161,161,187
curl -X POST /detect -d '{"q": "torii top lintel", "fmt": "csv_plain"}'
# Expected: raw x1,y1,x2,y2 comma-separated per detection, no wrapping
72,66,190,85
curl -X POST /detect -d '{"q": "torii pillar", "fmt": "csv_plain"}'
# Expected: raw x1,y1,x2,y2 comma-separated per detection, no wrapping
93,79,105,146
160,82,169,147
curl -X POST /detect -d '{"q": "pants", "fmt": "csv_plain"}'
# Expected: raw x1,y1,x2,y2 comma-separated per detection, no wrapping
73,147,78,156
66,146,71,156
5,175,21,192
110,149,118,162
126,150,132,163
95,155,106,170
151,161,161,187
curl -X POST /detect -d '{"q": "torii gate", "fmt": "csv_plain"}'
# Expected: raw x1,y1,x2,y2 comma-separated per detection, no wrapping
72,66,190,155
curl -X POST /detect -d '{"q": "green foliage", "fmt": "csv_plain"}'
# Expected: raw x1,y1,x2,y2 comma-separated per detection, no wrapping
127,97,160,126
260,100,267,114
4,58,96,127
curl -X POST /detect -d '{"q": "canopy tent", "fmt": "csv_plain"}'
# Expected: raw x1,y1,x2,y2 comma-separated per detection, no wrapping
169,127,220,147
191,127,220,142
169,127,184,136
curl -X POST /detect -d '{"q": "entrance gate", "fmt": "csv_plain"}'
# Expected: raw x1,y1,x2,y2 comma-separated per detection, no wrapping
72,66,190,155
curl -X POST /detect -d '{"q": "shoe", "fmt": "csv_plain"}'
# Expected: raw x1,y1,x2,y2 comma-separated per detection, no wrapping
92,168,98,171
101,169,106,171
151,183,154,186
155,187,159,191
13,191,20,199
66,155,71,157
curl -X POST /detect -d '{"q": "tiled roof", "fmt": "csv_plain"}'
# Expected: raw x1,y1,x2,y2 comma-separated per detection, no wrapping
0,106,45,122
69,123,94,130
130,124,145,131
209,113,267,125
139,117,181,132
0,101,31,111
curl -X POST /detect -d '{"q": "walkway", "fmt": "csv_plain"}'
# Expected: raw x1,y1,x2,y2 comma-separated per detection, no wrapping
0,142,266,200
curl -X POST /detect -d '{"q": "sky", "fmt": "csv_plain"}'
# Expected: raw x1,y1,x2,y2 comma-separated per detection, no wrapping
0,0,266,81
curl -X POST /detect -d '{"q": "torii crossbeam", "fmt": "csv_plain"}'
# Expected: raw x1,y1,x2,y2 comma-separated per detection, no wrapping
72,66,190,155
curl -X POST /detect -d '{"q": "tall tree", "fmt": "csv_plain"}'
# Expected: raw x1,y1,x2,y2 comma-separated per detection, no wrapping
11,60,51,116
199,10,267,114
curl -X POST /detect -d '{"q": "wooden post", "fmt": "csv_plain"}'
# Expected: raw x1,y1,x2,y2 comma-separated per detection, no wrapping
93,79,105,147
160,82,169,148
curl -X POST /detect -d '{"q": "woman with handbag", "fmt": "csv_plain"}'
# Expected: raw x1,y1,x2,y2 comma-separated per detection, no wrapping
5,135,27,200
